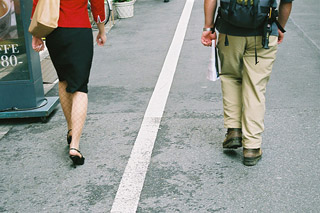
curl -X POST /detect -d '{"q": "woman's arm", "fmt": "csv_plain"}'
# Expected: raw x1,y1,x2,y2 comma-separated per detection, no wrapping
96,22,106,46
90,0,106,24
90,0,107,46
31,0,44,51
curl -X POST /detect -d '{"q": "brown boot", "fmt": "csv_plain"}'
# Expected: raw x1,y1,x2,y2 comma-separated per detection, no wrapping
243,148,262,166
223,128,242,149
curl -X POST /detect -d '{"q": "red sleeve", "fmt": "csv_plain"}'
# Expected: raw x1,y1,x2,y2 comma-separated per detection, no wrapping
90,0,106,23
31,0,39,19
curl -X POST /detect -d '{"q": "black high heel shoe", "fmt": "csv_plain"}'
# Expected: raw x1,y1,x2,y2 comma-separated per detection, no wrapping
69,148,85,167
67,129,72,145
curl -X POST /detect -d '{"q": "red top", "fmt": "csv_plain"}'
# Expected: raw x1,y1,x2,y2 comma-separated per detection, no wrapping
32,0,106,28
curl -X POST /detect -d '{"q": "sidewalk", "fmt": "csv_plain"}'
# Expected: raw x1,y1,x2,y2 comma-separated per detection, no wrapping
0,0,319,212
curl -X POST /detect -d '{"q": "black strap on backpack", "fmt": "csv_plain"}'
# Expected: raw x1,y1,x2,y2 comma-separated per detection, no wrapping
259,0,287,63
254,0,260,64
262,0,286,49
270,0,286,33
228,0,236,16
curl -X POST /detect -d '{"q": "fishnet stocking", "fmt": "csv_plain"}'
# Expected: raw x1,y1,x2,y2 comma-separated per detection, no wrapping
59,81,88,157
59,82,72,131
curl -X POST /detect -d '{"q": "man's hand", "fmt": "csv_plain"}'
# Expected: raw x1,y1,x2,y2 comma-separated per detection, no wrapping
201,31,216,46
202,0,217,46
277,29,284,44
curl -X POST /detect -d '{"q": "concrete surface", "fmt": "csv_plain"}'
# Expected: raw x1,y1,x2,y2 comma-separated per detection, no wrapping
0,0,319,212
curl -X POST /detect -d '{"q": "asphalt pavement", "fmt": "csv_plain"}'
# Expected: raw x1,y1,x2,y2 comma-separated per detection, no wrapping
0,0,319,212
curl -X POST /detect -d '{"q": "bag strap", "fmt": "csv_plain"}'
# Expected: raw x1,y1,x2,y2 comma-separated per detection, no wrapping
253,0,259,16
275,20,286,33
229,0,236,16
269,0,286,33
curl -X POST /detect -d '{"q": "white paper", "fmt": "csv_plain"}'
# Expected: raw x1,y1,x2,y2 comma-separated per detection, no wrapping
207,41,220,81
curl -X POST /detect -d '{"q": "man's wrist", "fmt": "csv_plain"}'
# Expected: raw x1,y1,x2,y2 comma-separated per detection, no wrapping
203,27,214,32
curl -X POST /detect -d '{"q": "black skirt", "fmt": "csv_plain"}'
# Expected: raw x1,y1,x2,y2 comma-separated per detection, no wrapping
46,28,93,93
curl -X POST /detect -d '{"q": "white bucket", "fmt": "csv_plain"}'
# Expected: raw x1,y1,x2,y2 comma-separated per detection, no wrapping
114,1,134,19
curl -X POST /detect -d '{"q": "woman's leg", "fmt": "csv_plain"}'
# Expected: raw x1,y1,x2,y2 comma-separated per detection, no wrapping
69,91,88,157
59,81,73,132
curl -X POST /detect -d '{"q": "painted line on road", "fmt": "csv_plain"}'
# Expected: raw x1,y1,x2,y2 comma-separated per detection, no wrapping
110,0,195,212
290,17,320,52
0,126,12,141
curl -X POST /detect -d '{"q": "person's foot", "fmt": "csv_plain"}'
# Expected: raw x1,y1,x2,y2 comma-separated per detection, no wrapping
164,0,169,2
243,148,262,166
223,128,242,149
69,148,85,167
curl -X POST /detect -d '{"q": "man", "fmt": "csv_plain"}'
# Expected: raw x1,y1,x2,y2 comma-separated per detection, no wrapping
201,0,292,166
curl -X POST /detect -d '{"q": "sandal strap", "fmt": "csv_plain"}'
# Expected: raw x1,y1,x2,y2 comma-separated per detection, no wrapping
67,129,72,134
70,148,81,153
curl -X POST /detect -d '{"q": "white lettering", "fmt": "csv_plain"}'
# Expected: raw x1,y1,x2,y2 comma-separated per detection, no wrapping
11,44,19,54
0,44,20,54
1,55,9,67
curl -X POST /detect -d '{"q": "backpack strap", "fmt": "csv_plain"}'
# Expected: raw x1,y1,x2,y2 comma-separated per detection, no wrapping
269,0,285,33
253,0,259,64
268,0,285,33
275,20,286,33
253,0,259,16
229,0,236,16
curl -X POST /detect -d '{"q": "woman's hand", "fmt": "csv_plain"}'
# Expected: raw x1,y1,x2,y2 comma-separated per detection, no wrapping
201,31,217,46
32,36,45,52
96,23,107,46
96,32,107,46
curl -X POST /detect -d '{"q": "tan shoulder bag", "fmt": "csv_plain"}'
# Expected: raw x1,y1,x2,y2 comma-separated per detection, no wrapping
28,0,60,38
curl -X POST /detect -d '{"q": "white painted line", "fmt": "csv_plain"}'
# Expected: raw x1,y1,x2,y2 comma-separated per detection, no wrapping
0,126,12,140
290,17,320,52
110,0,195,212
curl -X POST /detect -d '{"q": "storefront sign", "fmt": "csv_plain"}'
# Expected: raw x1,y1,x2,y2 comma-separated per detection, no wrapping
0,0,29,81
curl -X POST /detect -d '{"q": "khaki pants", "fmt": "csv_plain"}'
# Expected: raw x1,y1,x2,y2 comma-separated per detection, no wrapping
217,34,278,148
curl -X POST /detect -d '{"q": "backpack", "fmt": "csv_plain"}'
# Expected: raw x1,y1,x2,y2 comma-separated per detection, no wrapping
218,0,277,29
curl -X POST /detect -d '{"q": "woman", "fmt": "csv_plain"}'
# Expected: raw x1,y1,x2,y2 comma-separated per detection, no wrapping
31,0,107,167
